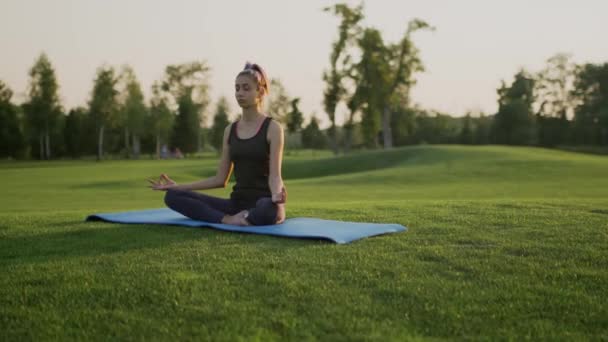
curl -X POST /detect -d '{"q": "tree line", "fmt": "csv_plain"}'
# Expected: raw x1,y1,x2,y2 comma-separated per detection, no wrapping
0,54,324,160
319,3,608,153
1,3,607,160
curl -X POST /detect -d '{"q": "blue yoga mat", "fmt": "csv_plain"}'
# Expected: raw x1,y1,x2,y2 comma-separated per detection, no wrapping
86,208,406,244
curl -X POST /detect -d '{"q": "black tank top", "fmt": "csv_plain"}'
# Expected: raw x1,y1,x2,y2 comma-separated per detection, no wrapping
228,116,272,208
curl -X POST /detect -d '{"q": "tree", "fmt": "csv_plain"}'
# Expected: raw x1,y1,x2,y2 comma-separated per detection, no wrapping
0,81,25,158
23,53,62,159
492,70,537,145
411,110,460,144
162,61,211,154
63,107,88,157
148,81,174,158
210,96,231,152
473,113,493,145
350,20,433,149
286,98,304,133
322,3,363,154
265,78,291,125
390,103,417,146
301,115,327,149
460,114,475,145
172,95,200,153
89,66,119,161
572,62,608,146
535,53,577,119
118,66,147,158
535,53,577,146
351,28,387,148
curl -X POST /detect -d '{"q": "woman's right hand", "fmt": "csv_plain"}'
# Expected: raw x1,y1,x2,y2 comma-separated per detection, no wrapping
148,173,177,191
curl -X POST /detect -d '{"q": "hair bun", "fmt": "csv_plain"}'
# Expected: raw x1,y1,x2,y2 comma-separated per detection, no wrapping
238,61,270,96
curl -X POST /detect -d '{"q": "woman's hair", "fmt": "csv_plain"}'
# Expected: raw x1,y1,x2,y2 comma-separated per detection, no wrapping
237,62,270,98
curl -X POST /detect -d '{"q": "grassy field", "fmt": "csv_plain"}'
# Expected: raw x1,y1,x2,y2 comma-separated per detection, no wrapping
1,145,607,340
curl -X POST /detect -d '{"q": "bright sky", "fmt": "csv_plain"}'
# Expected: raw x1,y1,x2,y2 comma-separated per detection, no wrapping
1,0,606,127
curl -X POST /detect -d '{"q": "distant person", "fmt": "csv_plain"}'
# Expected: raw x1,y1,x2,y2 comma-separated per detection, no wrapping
160,144,169,159
172,147,183,159
149,62,286,226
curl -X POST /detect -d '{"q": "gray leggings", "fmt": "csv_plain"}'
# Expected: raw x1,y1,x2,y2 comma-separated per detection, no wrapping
164,189,278,225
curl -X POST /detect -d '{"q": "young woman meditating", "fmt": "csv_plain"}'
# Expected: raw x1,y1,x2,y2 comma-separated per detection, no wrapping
149,62,286,226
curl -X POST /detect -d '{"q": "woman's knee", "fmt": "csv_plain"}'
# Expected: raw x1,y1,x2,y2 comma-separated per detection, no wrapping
164,189,181,208
256,197,274,210
248,198,277,225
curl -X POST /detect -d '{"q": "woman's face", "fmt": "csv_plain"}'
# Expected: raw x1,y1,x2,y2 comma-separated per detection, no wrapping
235,74,260,108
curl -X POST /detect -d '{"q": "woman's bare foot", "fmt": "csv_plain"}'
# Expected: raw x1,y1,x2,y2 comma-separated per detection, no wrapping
221,210,251,226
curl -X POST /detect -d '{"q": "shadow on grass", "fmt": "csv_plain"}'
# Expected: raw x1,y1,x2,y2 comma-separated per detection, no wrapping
0,221,329,266
70,180,136,190
0,224,200,265
188,146,500,181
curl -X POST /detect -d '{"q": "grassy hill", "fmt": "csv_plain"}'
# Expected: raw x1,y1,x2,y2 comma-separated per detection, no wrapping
1,145,607,340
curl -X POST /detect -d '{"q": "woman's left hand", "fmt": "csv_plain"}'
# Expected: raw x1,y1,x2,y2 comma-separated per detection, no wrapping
272,187,287,204
275,203,286,224
148,173,177,191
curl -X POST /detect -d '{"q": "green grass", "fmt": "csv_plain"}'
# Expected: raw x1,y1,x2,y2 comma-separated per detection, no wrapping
1,145,607,340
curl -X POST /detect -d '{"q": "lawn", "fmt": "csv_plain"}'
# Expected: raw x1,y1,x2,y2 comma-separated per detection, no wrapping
1,145,607,340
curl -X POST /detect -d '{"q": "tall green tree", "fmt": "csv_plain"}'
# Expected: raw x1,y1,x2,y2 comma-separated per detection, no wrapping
473,113,493,145
351,28,386,148
492,70,537,145
148,81,174,159
63,107,88,157
350,20,432,148
572,62,608,146
23,53,62,159
265,78,291,125
322,3,363,154
162,61,211,153
535,54,577,119
210,96,231,152
171,95,199,153
535,53,577,146
390,102,417,146
0,81,25,158
89,66,119,161
286,98,304,134
411,110,460,144
460,114,475,145
301,115,327,150
118,66,147,158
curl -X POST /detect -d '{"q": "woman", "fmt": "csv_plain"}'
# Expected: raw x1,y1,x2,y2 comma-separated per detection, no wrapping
149,62,286,226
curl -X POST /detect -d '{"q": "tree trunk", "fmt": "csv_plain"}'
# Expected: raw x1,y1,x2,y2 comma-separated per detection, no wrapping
197,129,202,153
97,125,104,161
343,127,352,154
132,134,140,159
382,105,393,149
155,132,161,159
124,127,130,158
39,133,44,160
343,111,357,154
329,123,339,155
45,129,51,159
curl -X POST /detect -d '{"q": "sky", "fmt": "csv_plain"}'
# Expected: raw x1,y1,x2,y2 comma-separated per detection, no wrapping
1,0,606,128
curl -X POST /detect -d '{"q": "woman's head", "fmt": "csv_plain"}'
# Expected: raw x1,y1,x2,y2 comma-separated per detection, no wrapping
235,62,269,109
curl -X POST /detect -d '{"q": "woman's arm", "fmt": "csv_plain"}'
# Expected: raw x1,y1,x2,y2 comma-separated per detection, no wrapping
151,125,234,191
267,120,285,202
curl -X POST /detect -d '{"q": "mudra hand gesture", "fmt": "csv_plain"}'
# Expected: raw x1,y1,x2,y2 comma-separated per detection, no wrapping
148,174,177,191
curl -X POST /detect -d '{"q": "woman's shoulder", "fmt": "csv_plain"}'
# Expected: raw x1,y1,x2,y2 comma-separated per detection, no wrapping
266,116,282,130
223,121,237,138
265,117,283,142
